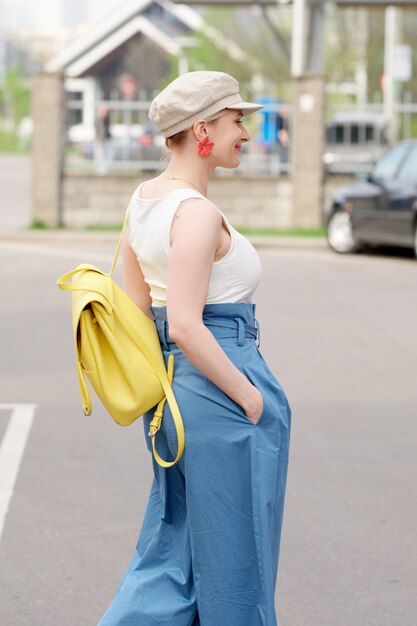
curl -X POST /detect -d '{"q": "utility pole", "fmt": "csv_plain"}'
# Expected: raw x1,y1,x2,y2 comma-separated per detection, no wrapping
291,0,325,228
355,8,369,106
383,6,401,143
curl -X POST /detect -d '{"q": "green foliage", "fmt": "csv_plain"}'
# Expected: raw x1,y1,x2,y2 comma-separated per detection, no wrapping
325,7,356,85
162,6,292,100
0,66,31,152
325,6,417,112
85,225,325,237
0,66,31,127
157,5,417,141
237,227,326,237
366,9,385,101
0,131,21,152
397,9,417,107
30,220,48,230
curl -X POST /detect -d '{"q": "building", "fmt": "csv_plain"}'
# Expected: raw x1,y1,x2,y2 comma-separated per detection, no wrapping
44,0,256,131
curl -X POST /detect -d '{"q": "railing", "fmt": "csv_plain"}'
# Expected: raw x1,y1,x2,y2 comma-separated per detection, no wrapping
65,96,417,177
64,98,291,176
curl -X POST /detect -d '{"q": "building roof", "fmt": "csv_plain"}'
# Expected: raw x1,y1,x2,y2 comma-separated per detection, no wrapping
45,0,255,77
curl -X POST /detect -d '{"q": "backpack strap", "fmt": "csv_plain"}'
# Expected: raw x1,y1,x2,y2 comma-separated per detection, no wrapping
109,203,131,276
148,355,185,468
112,200,186,466
115,306,185,468
57,200,185,468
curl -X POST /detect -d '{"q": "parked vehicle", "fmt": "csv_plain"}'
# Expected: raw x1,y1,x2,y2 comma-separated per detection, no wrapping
324,113,388,174
325,140,417,256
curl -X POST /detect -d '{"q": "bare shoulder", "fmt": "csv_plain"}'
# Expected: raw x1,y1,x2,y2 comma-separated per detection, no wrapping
176,196,221,223
169,197,222,250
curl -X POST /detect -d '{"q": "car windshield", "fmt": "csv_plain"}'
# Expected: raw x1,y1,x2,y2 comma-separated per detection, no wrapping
371,143,409,182
396,145,417,181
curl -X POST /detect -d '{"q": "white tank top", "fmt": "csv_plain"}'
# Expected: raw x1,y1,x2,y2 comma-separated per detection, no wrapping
127,183,262,306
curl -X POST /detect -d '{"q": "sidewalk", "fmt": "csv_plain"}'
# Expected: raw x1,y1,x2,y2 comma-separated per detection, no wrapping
0,154,328,252
0,228,328,251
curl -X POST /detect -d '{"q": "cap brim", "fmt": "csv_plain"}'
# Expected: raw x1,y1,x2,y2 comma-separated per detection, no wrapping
226,101,264,115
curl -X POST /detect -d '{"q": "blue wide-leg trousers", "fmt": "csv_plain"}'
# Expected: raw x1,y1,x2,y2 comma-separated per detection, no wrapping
98,303,291,626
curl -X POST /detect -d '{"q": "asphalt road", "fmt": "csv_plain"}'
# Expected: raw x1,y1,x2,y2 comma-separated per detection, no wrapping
0,155,31,230
0,239,416,626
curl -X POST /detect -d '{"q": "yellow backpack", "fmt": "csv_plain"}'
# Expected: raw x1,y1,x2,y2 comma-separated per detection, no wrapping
56,208,184,468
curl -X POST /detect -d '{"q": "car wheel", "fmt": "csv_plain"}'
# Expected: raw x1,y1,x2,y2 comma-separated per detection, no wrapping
327,211,359,254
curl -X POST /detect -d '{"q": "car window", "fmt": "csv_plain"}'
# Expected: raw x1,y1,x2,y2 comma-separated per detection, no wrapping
326,124,345,144
350,125,359,144
372,143,409,181
365,125,374,142
396,145,417,181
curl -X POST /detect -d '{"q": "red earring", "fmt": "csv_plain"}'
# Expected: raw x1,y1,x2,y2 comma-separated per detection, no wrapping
197,135,214,157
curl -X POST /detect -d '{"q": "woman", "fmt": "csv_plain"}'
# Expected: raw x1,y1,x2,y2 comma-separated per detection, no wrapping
98,71,291,626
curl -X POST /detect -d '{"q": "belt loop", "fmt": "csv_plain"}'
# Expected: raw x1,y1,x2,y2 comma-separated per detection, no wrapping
236,318,245,346
164,320,172,351
158,319,169,351
255,318,261,348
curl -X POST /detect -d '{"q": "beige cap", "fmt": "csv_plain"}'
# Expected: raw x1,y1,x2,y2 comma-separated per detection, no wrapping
148,71,263,138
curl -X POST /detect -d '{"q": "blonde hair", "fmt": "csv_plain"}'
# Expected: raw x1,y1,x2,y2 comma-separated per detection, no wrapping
165,108,229,150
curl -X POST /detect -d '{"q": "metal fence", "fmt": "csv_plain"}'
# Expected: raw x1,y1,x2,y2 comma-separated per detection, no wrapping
65,95,417,177
65,97,291,176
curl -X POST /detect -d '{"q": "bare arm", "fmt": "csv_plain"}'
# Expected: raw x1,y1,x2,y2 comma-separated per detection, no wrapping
121,232,153,320
167,199,263,423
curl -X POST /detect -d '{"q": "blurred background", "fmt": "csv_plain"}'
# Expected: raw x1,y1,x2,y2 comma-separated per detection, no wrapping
0,0,416,236
1,3,417,626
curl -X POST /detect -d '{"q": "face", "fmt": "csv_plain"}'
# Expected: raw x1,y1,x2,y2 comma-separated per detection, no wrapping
207,109,250,169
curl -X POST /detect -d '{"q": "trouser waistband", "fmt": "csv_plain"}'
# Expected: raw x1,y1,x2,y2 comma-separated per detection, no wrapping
149,303,260,350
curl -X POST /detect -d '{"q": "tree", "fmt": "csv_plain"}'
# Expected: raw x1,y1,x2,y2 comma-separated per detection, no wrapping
157,4,417,136
0,67,30,131
162,6,293,100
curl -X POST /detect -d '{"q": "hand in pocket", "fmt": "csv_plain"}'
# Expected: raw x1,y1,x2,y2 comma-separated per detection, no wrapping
243,384,264,425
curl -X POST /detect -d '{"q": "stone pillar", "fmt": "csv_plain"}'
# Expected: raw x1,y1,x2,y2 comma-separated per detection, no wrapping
291,74,325,228
32,72,65,227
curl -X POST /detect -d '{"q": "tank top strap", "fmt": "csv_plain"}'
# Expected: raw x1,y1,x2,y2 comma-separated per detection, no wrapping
161,188,230,235
172,190,207,221
129,183,207,236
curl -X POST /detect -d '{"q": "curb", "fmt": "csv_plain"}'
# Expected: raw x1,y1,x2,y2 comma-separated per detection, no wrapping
246,236,326,250
0,229,328,251
0,230,122,245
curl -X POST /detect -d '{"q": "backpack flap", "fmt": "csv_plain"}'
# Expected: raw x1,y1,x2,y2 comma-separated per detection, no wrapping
58,263,167,426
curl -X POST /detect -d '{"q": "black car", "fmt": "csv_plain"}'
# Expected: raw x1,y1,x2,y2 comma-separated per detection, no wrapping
326,140,417,257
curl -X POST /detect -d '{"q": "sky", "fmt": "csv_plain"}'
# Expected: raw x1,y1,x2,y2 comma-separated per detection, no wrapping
0,0,126,32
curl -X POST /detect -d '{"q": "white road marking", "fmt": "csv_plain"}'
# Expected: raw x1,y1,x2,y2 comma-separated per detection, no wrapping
0,403,36,543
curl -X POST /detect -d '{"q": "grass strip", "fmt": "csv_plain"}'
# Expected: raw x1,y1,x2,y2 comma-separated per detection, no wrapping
29,221,326,237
